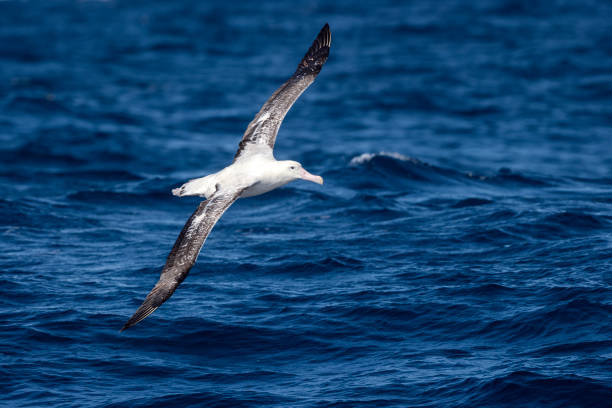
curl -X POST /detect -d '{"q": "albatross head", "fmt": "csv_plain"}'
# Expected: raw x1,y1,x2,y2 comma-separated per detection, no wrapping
280,160,323,185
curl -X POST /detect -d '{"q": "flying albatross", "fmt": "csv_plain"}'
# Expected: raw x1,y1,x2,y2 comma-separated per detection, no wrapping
121,24,331,331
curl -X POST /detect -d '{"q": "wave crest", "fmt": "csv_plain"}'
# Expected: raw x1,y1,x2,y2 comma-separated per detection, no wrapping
349,151,418,166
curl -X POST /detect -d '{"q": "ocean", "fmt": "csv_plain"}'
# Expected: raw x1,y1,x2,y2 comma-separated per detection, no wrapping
1,0,611,406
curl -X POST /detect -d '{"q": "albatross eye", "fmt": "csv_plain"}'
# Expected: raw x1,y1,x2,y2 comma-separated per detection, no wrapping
290,166,296,170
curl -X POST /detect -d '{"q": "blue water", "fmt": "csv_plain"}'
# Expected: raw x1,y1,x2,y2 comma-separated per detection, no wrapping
1,0,611,406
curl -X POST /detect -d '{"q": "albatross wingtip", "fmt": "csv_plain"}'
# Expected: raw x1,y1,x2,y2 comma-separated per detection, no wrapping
322,23,330,39
293,23,332,78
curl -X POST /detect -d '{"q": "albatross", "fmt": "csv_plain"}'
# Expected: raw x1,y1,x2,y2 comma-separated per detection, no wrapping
121,24,331,331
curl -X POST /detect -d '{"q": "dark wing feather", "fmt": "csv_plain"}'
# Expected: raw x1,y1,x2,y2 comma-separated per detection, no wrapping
121,188,244,331
234,23,331,161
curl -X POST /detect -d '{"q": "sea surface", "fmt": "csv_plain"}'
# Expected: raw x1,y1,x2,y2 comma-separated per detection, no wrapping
1,0,611,407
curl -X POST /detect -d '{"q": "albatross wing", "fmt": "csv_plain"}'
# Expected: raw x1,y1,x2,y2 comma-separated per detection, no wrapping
234,23,331,161
121,187,246,331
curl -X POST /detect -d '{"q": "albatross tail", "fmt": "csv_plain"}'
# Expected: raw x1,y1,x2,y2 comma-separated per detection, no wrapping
172,175,216,198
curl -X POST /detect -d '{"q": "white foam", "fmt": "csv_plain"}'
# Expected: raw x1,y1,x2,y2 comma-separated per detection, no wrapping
349,151,414,166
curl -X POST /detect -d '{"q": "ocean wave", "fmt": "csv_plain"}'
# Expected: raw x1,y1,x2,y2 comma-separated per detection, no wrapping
349,151,420,166
0,143,87,166
104,390,292,408
346,152,553,189
465,371,611,407
511,211,609,240
478,298,611,342
67,189,172,204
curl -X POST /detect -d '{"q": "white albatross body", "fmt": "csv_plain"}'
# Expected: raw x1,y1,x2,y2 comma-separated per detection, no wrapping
121,24,331,331
172,146,322,200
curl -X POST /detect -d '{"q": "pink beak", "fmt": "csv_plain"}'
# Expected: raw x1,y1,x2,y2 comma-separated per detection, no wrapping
300,168,323,185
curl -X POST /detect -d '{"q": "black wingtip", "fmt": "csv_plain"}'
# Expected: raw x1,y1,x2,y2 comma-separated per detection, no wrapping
294,23,331,78
120,281,174,332
120,302,160,332
322,23,330,36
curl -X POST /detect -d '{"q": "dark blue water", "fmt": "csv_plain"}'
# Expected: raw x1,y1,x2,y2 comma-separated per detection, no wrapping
1,0,611,406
